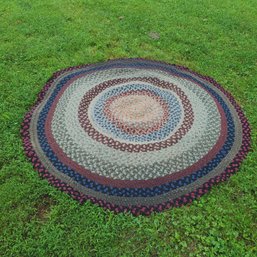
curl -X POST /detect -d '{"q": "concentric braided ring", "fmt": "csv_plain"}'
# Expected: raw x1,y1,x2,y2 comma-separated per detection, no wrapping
21,59,251,215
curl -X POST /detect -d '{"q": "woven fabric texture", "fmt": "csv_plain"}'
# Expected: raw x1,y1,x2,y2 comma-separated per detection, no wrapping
21,59,251,215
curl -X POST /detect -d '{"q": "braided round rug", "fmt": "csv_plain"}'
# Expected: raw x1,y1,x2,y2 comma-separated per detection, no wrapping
21,58,251,215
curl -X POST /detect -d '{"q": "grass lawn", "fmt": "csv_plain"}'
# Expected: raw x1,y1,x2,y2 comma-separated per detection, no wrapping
0,0,256,256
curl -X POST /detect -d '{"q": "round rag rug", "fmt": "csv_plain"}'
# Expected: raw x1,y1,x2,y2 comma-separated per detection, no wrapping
21,59,251,215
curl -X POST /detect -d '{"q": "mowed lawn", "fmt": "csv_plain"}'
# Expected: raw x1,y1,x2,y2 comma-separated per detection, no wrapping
0,0,256,256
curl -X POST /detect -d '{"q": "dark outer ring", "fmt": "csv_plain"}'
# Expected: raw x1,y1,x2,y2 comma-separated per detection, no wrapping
21,58,251,216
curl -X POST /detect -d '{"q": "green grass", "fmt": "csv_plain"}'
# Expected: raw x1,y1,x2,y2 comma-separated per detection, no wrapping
0,0,256,256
